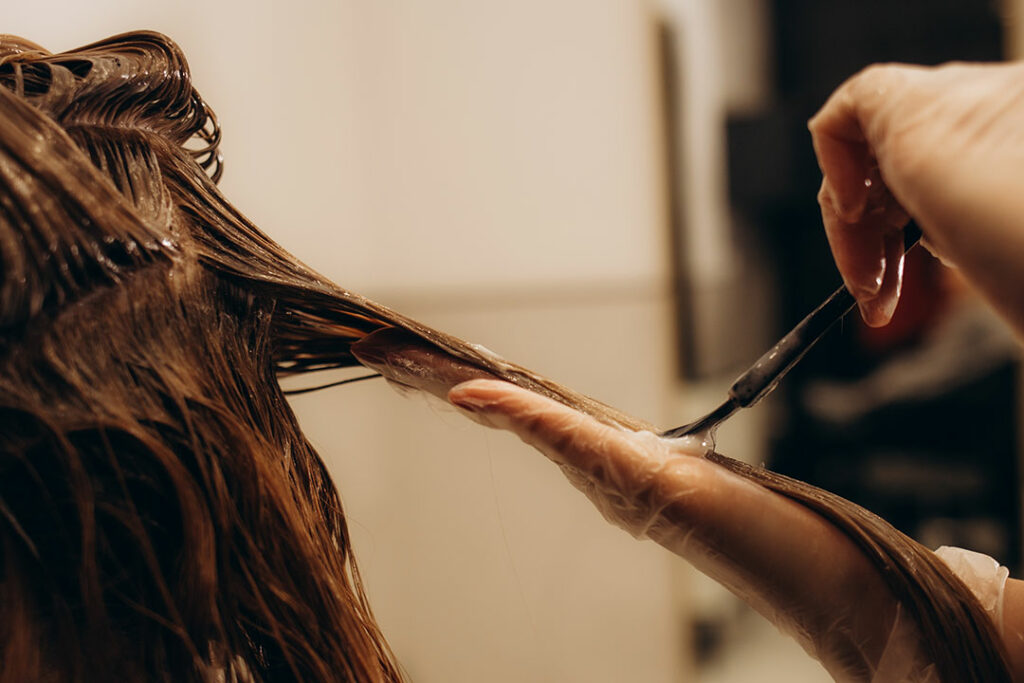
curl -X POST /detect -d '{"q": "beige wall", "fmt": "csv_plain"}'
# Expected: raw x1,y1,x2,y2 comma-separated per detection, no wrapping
7,2,689,680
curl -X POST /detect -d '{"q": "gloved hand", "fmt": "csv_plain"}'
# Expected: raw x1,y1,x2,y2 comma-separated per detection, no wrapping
808,61,1024,332
353,329,1017,680
447,378,938,682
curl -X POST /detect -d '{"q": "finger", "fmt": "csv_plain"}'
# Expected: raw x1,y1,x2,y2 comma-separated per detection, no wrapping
810,64,925,326
448,379,710,539
859,225,907,327
821,178,910,327
809,84,871,222
808,65,912,221
447,379,654,472
819,178,886,302
819,155,917,328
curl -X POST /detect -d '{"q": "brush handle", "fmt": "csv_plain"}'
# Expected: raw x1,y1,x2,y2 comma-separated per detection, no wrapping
728,285,855,407
729,222,923,408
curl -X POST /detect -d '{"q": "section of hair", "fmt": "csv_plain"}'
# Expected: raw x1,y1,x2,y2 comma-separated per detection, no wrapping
0,32,397,682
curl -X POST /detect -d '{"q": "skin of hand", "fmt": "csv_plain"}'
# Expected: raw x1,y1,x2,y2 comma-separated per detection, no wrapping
808,61,1024,333
447,378,921,681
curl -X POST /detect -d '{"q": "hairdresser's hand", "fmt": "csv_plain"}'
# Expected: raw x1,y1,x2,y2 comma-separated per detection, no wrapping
448,379,938,681
809,61,1024,332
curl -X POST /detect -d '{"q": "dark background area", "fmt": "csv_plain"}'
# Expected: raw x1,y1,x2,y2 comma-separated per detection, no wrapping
726,0,1021,569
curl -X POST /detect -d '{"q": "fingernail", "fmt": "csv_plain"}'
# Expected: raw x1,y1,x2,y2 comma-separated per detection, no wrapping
448,388,493,414
449,396,480,413
448,380,515,418
858,296,896,328
449,394,503,428
857,300,880,326
839,242,886,299
876,294,898,325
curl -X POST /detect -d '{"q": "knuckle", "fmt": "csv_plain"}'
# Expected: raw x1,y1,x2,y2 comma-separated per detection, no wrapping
807,110,827,135
854,62,908,83
845,63,891,99
817,183,832,205
849,62,909,100
935,59,970,74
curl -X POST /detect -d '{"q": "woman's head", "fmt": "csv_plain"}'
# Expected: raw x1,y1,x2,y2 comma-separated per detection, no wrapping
0,32,399,682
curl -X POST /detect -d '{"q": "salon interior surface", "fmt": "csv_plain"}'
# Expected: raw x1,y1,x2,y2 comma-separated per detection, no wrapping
10,1,1024,681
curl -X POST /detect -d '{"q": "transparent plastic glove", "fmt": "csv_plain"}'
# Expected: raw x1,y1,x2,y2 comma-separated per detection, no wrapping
446,378,938,682
808,61,1024,331
871,547,1011,683
934,546,1009,637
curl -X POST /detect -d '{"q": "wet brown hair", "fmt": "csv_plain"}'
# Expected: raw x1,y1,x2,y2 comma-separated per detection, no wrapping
0,30,1011,682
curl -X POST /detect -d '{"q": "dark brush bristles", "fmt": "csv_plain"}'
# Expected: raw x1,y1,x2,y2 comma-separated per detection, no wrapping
0,30,1012,683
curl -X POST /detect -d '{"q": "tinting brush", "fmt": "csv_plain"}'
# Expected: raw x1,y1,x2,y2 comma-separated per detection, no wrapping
661,221,924,439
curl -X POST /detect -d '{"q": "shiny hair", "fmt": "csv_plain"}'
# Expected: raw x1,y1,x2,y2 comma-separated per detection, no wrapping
0,31,400,682
0,30,1012,682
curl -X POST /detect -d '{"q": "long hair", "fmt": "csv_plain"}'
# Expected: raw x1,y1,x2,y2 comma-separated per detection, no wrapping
0,31,402,682
0,31,1012,681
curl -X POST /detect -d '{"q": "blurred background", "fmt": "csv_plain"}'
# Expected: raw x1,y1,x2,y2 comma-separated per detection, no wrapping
8,1,1024,680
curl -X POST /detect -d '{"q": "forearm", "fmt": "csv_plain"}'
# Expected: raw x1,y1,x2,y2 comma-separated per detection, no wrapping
646,453,902,680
